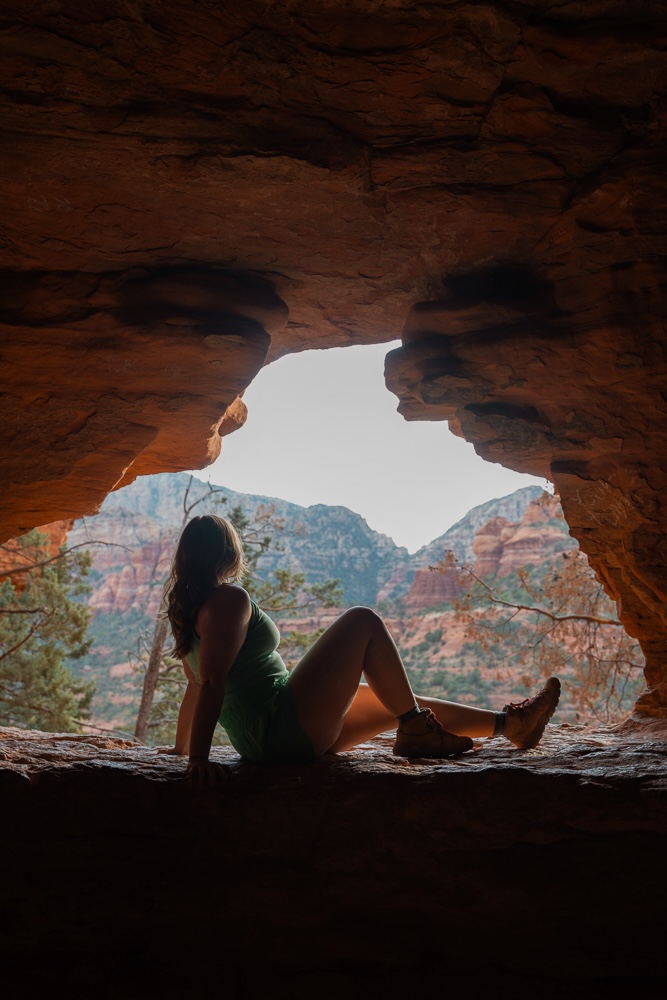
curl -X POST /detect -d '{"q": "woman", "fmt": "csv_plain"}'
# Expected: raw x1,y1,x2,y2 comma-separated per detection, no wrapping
162,514,560,785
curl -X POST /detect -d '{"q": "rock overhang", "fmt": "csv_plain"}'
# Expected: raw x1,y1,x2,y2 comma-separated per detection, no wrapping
2,0,667,712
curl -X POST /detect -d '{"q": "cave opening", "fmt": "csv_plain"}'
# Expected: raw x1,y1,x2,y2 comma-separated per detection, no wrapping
205,341,547,553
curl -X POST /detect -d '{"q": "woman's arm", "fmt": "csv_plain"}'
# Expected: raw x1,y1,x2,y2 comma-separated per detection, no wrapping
173,676,198,754
156,662,198,755
187,586,252,783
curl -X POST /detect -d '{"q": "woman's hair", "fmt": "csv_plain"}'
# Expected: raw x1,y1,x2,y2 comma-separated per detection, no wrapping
164,514,246,657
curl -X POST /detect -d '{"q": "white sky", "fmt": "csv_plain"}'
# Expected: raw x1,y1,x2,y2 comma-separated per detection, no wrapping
202,342,547,553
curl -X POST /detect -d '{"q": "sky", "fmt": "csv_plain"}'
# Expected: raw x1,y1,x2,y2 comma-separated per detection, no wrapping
202,342,548,553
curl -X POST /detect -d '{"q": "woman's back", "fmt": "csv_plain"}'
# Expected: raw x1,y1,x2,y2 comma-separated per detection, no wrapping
186,589,288,695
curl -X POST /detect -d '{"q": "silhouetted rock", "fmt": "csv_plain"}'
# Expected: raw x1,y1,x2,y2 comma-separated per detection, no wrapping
2,724,666,997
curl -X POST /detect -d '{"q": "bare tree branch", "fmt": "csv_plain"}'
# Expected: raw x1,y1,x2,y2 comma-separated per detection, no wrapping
0,540,130,580
436,561,623,627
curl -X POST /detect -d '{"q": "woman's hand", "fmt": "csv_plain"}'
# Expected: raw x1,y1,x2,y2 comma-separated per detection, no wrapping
156,746,185,755
186,757,228,788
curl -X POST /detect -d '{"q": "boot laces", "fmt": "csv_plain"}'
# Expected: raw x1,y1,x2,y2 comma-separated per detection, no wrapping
422,709,445,732
505,696,531,715
504,688,549,717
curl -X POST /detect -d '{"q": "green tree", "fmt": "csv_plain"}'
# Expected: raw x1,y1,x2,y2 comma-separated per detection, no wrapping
0,529,95,730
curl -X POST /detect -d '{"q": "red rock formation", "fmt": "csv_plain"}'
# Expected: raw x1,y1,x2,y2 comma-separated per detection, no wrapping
2,1,667,718
386,269,667,716
470,517,510,579
472,496,575,578
0,270,282,541
0,519,73,593
402,565,464,610
88,537,174,618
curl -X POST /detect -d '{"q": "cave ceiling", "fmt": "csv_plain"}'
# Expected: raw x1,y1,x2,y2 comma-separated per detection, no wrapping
2,0,667,714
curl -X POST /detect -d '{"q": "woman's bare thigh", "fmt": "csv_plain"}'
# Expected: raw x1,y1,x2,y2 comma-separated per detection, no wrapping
287,608,379,754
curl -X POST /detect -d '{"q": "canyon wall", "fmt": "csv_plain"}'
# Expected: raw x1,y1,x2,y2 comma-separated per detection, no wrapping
2,1,666,714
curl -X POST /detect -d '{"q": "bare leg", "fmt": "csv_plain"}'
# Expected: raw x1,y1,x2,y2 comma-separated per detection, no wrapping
288,607,419,754
288,606,495,755
329,684,496,752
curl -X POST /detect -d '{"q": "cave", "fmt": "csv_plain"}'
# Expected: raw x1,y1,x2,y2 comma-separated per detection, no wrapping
2,2,667,995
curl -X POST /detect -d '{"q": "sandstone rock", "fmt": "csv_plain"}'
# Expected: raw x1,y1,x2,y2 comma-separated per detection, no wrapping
386,269,667,716
1,724,667,996
471,516,511,579
0,518,73,593
472,494,576,578
402,566,463,611
2,1,667,718
0,269,277,541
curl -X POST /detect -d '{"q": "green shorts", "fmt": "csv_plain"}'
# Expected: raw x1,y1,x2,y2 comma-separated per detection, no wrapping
219,674,317,765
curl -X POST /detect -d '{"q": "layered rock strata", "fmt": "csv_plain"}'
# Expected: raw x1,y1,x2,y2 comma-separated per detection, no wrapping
385,264,667,717
472,494,574,579
2,1,667,716
0,270,282,539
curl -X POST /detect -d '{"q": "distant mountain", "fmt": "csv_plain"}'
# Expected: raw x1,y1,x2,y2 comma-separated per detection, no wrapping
70,473,411,608
70,474,547,608
376,484,545,601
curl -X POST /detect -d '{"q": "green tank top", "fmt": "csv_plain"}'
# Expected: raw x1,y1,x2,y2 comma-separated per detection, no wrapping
184,595,288,695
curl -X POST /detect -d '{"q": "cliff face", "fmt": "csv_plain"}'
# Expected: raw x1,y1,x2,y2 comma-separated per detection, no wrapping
472,493,574,579
376,483,542,601
2,1,667,715
0,519,73,594
70,472,412,611
71,475,559,618
402,567,463,610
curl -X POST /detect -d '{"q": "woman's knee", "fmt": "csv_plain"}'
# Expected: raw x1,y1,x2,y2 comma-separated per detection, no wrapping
340,606,383,632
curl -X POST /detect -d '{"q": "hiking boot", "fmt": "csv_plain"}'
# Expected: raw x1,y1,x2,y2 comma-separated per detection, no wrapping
503,677,561,749
392,708,474,759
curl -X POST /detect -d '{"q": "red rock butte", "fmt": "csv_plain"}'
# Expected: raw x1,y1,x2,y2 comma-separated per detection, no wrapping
2,0,667,719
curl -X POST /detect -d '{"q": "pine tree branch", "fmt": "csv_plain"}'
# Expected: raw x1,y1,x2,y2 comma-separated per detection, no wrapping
0,606,46,615
0,616,46,661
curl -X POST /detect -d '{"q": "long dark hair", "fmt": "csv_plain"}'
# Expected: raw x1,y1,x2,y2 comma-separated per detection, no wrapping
165,514,246,657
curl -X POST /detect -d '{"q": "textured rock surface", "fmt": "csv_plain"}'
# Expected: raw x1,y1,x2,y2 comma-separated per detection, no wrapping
2,1,667,712
402,565,463,609
0,518,72,591
386,280,667,715
0,269,281,539
2,724,667,997
472,493,575,579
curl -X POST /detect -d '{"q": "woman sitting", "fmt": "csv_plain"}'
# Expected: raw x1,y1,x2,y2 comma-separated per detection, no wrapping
162,514,560,784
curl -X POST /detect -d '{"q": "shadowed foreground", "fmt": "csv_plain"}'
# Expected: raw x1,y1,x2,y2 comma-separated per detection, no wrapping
2,724,666,998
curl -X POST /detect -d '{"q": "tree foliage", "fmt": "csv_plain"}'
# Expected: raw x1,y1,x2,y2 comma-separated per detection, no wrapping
0,530,95,730
433,546,645,724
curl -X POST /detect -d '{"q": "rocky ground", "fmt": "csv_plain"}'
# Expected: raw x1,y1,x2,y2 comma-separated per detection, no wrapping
2,722,666,997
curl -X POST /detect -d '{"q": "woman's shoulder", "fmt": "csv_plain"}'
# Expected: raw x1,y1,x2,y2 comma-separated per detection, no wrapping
198,583,252,625
194,586,252,642
208,583,252,609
